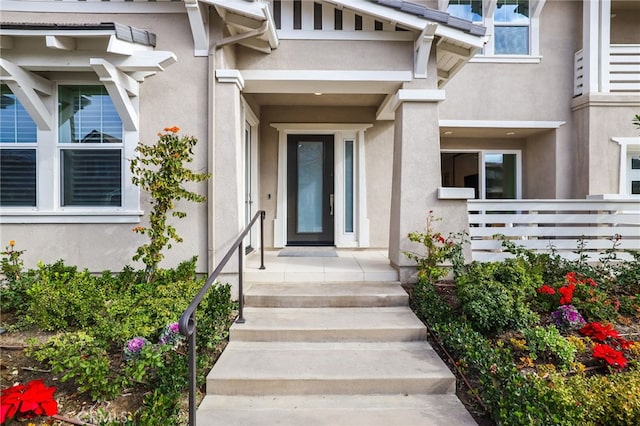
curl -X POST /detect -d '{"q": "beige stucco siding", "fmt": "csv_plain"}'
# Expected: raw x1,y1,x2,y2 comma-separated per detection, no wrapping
236,40,413,71
1,12,210,272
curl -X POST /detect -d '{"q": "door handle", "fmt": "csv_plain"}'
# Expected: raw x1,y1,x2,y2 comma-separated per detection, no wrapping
329,194,334,216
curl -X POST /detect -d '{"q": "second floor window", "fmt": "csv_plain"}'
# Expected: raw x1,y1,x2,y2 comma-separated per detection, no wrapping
494,0,529,55
448,0,532,56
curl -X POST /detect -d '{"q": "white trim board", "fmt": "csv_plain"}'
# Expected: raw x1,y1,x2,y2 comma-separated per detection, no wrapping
0,0,185,13
439,120,566,129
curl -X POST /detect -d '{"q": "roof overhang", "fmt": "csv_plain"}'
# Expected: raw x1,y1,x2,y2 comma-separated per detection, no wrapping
0,23,176,131
320,0,487,86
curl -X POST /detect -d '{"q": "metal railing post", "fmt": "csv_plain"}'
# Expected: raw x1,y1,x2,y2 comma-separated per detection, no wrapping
259,211,265,270
237,241,245,324
188,315,196,426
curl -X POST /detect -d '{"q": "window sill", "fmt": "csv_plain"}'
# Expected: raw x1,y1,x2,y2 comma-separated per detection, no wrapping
470,55,542,64
0,210,144,224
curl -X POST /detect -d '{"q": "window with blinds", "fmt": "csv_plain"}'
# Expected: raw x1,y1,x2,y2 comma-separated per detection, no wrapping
58,85,123,207
0,84,38,207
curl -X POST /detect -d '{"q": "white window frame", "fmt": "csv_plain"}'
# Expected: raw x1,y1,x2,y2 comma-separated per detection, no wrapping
441,148,523,199
0,80,142,224
443,0,544,63
241,99,260,251
612,137,640,199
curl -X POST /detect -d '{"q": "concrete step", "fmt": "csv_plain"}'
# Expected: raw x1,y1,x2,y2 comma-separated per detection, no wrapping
196,394,477,426
231,306,427,342
244,281,409,308
207,341,455,396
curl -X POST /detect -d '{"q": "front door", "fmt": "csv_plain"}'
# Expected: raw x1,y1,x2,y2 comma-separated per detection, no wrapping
287,134,334,245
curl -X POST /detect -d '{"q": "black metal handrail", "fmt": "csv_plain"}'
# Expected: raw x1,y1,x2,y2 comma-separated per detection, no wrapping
178,210,265,426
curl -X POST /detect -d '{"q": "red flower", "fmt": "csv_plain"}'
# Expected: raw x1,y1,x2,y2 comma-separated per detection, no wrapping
565,271,578,285
558,283,575,305
0,379,58,423
592,343,628,369
580,322,621,342
536,285,556,295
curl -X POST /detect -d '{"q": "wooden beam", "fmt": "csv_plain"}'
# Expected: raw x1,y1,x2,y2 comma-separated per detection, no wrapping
414,23,437,79
185,0,210,56
90,58,138,131
0,58,53,130
438,40,471,58
45,35,76,51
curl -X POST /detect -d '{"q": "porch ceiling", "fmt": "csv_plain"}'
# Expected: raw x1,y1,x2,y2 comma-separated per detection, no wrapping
244,93,386,107
439,120,566,139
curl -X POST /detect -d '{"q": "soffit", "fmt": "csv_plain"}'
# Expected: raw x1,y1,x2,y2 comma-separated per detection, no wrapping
439,121,566,139
244,93,386,107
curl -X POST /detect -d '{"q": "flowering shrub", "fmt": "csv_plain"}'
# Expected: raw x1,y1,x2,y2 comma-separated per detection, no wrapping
0,379,58,423
124,337,150,361
130,126,210,282
1,239,25,281
535,271,620,322
551,304,586,330
404,211,466,284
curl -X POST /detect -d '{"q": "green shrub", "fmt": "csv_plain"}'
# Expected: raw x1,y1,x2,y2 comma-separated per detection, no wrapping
522,326,576,369
25,261,107,330
412,277,640,426
28,331,126,401
412,280,567,425
456,259,540,334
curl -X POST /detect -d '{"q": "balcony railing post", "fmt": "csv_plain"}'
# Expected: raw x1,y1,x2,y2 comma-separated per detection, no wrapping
259,211,265,270
237,241,245,324
188,314,197,426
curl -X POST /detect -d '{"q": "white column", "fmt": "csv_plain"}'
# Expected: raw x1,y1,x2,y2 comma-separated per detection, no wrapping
583,0,611,93
599,0,611,93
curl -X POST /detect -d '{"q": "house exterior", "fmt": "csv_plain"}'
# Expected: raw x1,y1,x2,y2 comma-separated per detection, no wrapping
1,0,639,283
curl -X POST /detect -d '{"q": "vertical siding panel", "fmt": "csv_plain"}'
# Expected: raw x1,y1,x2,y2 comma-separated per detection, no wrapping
302,0,314,30
362,15,375,31
280,0,294,31
342,9,355,31
322,2,334,30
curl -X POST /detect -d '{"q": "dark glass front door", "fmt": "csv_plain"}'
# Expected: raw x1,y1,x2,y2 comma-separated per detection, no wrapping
287,134,334,245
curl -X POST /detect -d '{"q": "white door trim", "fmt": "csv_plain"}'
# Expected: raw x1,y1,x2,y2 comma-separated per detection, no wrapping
271,123,372,248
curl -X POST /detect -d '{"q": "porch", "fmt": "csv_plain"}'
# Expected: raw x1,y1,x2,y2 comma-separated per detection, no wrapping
244,249,398,283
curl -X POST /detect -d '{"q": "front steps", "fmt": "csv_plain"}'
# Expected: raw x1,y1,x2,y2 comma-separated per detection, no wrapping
196,281,476,425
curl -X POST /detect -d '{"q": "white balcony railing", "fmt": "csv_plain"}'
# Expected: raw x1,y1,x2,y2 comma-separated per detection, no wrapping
468,199,640,262
574,44,640,96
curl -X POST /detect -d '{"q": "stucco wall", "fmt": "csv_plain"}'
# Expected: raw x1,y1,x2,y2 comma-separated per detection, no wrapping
573,96,640,196
1,12,210,273
439,0,581,197
236,40,413,71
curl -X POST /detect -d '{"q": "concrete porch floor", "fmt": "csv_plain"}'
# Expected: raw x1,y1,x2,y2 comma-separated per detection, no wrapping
244,249,399,282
